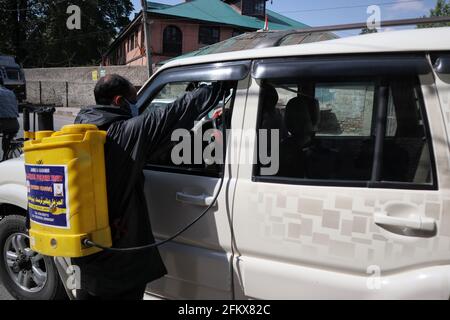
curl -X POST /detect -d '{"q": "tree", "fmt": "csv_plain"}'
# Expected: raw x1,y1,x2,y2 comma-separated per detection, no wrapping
418,0,450,28
0,0,134,67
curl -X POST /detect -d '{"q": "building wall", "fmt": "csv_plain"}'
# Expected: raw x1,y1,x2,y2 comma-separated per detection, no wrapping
125,25,146,66
105,16,247,67
24,65,148,108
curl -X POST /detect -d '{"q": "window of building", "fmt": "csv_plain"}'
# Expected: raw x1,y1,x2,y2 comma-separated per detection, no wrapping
199,26,220,46
242,0,266,17
135,31,139,49
256,77,434,188
129,33,135,51
163,25,183,56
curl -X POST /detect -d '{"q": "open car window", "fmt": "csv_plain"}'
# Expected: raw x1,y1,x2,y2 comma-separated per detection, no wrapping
144,80,238,177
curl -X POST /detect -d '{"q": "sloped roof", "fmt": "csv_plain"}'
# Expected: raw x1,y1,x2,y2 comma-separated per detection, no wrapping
147,1,171,10
147,0,309,30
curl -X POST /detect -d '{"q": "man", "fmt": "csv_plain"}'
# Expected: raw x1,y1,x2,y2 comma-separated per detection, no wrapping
73,74,224,299
0,77,19,161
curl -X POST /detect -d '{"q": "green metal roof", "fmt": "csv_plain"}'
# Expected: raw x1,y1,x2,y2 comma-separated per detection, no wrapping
147,1,171,10
147,0,309,30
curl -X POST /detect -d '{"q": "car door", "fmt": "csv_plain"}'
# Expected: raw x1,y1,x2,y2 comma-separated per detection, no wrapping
137,61,251,299
232,54,450,299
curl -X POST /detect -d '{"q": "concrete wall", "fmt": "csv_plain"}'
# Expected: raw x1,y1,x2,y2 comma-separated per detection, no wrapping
24,65,149,108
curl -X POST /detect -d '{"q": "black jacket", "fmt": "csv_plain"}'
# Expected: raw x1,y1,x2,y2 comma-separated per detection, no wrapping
72,83,223,296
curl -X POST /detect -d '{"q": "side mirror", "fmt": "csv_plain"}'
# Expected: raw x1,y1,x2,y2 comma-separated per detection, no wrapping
36,107,56,131
433,54,450,74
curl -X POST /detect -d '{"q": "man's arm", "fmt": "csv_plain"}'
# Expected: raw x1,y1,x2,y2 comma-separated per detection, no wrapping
108,82,224,163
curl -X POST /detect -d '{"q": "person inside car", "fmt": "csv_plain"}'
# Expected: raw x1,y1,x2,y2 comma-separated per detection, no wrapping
279,95,339,179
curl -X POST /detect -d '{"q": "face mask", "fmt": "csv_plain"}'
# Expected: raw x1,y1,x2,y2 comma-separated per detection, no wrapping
124,98,139,117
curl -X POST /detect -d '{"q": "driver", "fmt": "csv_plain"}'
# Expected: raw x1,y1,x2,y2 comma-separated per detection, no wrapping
73,74,225,300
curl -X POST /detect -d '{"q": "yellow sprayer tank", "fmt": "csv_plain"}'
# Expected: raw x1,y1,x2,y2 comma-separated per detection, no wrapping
24,124,112,257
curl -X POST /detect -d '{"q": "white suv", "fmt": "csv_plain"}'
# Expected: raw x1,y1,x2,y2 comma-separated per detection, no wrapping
1,27,450,300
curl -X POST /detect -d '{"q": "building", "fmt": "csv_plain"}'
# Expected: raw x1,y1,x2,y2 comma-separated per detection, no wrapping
103,0,309,67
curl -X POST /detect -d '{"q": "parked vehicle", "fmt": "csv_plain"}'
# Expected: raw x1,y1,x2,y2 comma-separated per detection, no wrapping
1,27,450,299
0,55,26,102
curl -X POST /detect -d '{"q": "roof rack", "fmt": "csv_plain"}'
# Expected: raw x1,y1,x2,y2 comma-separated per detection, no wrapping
255,16,450,49
285,16,450,34
270,16,450,48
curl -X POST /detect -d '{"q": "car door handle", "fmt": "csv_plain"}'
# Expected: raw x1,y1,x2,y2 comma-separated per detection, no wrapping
176,192,216,207
374,214,436,231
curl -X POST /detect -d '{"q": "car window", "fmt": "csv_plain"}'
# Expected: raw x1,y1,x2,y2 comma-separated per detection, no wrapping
151,82,190,106
381,80,432,184
145,80,237,177
315,83,375,136
255,76,435,188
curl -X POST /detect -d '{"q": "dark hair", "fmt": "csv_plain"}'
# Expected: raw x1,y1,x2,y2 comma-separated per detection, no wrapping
94,74,134,105
261,84,279,111
0,77,4,86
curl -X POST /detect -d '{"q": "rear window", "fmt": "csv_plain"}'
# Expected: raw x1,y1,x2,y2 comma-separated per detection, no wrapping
255,76,435,189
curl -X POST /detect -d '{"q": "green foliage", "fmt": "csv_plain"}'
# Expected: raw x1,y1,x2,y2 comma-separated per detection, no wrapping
0,0,134,67
418,0,450,28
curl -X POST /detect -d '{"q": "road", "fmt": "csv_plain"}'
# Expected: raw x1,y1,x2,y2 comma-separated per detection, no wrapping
0,113,75,300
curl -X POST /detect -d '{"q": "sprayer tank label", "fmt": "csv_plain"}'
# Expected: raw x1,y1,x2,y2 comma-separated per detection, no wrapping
25,164,70,229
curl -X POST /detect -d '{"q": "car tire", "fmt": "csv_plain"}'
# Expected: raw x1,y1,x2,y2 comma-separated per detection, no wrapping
0,215,67,300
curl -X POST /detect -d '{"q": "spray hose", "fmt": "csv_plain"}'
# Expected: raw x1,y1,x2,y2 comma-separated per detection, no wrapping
83,173,225,252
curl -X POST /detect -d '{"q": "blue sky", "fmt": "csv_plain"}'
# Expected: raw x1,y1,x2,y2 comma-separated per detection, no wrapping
131,0,438,35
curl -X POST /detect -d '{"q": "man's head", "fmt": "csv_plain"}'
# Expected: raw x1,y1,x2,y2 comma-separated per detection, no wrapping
94,74,137,108
261,84,279,112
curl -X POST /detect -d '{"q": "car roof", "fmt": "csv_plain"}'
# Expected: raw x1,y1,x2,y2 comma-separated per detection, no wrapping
157,27,450,74
158,31,337,65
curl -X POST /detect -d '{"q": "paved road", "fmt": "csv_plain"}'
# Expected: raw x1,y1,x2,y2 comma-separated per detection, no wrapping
0,114,75,300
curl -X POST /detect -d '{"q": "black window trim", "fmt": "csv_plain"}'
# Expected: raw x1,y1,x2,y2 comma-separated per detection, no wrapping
252,56,438,191
144,164,224,178
137,60,251,112
370,84,389,182
252,53,432,80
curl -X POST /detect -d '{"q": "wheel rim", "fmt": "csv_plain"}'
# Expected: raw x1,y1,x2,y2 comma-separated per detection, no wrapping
3,233,48,293
7,143,23,159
